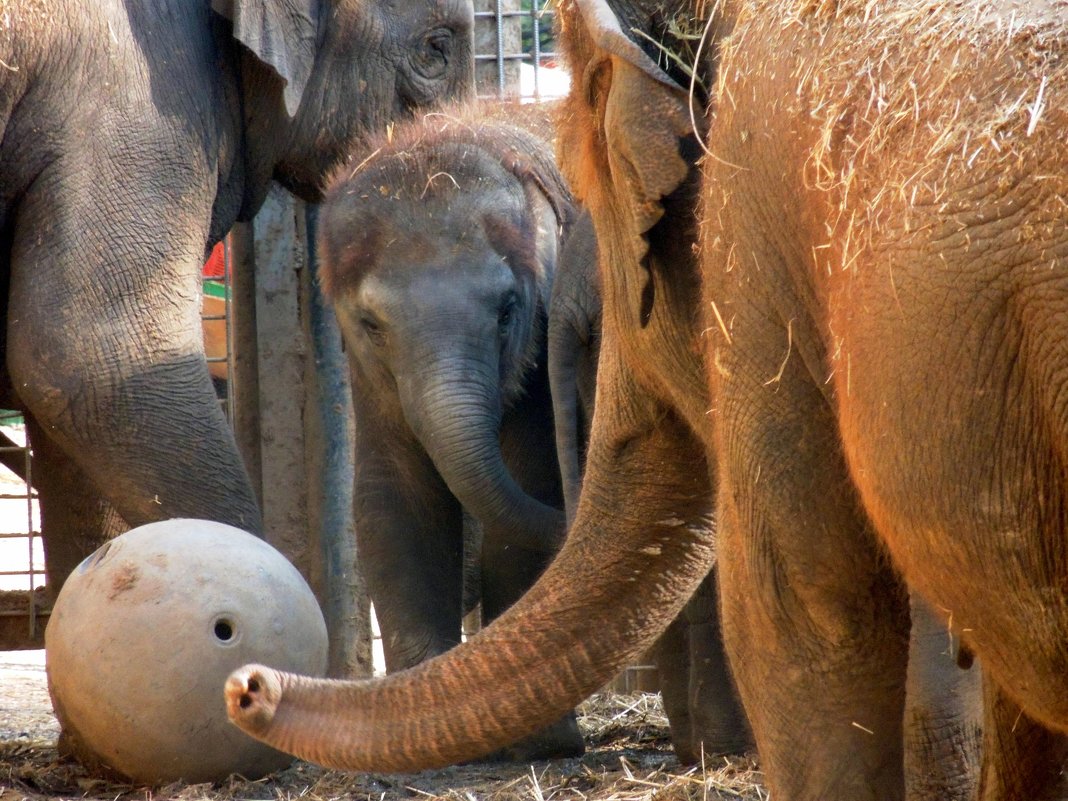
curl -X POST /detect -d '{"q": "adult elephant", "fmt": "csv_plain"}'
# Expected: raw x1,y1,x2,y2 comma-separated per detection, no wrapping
315,108,585,759
224,0,1059,796
0,0,474,594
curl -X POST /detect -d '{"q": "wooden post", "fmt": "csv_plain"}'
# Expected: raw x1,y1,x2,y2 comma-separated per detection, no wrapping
244,186,372,678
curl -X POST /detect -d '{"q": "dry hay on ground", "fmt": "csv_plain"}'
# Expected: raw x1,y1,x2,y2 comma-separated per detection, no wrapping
1,686,765,801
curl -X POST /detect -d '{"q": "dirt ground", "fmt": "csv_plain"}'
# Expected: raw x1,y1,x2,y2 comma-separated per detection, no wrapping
0,650,766,801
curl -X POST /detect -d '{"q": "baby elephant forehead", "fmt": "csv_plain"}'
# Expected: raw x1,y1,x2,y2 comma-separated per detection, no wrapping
359,178,529,249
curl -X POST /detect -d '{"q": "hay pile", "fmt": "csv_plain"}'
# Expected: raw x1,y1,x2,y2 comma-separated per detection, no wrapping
1,689,765,801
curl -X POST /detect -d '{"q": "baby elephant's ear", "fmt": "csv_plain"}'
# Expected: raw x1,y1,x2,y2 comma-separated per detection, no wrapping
527,184,561,313
213,0,319,117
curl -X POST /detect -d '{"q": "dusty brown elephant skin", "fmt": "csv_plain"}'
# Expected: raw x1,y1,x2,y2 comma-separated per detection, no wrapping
314,107,585,760
546,209,753,764
700,3,1065,799
226,0,1060,795
0,0,474,594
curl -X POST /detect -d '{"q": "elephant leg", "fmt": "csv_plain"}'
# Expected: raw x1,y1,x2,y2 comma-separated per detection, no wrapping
713,315,910,800
352,427,465,673
8,154,261,535
976,676,1068,800
903,592,982,801
25,415,128,600
683,567,753,759
653,567,752,765
651,611,697,762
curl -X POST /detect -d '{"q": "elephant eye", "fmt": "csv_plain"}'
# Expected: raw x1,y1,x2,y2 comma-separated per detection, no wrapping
412,28,452,79
360,316,386,346
498,294,518,331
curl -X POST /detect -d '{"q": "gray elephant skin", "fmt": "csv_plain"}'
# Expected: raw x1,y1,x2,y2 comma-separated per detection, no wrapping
548,209,601,527
315,105,584,760
223,1,1063,797
0,0,474,594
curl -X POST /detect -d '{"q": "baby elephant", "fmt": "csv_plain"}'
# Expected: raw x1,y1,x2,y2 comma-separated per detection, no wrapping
318,106,584,760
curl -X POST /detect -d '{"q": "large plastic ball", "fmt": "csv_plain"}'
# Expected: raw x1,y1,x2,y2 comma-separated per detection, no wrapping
45,519,328,785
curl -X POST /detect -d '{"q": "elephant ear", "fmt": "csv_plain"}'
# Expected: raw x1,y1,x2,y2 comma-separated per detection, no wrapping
563,0,693,236
527,184,562,313
213,0,319,117
556,0,697,331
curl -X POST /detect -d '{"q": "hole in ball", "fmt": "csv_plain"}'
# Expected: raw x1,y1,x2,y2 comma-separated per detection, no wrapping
240,693,253,709
248,677,260,693
214,618,235,642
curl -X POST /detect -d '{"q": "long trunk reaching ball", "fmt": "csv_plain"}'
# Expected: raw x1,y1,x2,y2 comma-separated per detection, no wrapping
225,412,717,771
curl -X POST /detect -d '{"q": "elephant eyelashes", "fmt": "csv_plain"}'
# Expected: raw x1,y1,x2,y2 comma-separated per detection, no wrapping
498,294,519,330
361,316,387,346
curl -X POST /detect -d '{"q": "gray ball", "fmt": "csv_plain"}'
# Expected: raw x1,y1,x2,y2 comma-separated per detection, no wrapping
46,519,327,785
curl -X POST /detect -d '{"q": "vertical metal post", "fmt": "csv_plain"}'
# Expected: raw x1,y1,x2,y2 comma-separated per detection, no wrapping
495,0,506,95
229,222,264,508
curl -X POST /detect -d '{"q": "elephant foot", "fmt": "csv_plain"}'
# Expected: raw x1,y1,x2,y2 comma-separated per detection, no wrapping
671,727,754,766
483,712,586,762
673,708,755,765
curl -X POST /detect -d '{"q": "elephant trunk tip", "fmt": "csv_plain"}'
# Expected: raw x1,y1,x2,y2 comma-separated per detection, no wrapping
225,664,282,736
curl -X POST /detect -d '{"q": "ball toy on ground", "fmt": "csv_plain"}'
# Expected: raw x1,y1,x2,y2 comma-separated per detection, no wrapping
45,519,328,785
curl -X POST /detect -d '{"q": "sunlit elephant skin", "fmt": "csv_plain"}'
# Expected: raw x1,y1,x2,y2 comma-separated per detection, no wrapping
695,3,1065,798
224,3,1061,795
0,0,474,594
547,209,751,763
315,106,585,760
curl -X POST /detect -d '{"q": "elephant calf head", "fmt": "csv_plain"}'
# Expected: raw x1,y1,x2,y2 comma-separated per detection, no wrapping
315,105,576,553
318,107,572,408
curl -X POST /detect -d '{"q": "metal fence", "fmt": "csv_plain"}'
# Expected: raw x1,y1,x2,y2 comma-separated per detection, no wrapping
475,0,566,101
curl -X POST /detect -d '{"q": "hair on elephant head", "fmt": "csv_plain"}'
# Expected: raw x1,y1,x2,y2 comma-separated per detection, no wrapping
312,103,585,761
1,0,474,603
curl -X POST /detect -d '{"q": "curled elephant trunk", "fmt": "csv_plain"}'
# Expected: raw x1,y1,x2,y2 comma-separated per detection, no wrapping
225,468,716,770
225,404,716,769
398,363,565,553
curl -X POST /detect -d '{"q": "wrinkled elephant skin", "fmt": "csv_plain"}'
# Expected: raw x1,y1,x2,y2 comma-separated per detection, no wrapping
224,3,1064,798
0,0,474,593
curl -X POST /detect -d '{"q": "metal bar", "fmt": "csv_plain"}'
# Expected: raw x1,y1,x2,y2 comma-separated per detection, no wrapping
474,52,560,61
532,1,542,96
495,0,505,96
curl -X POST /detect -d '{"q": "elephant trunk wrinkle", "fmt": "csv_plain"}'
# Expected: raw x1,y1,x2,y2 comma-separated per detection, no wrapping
225,501,717,771
400,367,564,551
